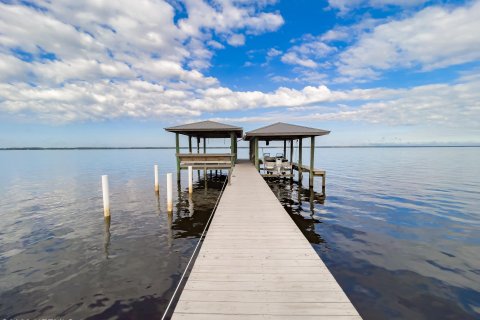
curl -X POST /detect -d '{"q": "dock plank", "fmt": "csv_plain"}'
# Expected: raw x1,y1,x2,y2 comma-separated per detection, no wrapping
171,161,361,319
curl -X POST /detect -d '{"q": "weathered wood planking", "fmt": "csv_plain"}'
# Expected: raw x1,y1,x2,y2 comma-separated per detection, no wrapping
171,161,362,319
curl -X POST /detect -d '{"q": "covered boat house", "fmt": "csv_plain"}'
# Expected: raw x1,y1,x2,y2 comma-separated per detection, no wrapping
164,120,243,175
244,122,330,190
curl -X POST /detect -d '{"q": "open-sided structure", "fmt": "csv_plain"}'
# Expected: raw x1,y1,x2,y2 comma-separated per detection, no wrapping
244,122,330,189
165,120,243,173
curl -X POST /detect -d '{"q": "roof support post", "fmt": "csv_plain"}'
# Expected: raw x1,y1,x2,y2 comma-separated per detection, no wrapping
230,132,235,166
175,132,180,172
203,137,206,154
309,136,315,189
197,137,200,154
283,140,286,157
234,135,238,162
188,135,192,153
254,137,259,171
298,138,303,183
290,139,294,162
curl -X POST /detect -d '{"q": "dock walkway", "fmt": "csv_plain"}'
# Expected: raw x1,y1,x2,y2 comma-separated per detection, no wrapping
172,161,362,319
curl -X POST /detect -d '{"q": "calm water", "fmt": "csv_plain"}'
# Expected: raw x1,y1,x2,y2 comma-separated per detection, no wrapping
264,146,480,320
0,149,226,319
0,147,479,319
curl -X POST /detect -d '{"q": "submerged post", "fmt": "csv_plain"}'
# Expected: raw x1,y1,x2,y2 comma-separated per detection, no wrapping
309,136,315,188
298,138,303,182
167,173,173,212
102,175,110,218
154,164,159,193
188,165,193,194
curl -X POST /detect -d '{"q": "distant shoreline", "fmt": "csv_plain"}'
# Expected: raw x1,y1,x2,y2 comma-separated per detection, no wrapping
1,146,479,150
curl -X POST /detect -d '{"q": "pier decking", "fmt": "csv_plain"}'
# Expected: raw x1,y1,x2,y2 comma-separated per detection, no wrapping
171,161,362,319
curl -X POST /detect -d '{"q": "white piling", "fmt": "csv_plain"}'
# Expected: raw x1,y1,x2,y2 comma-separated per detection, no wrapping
188,165,193,194
102,175,110,217
154,164,159,193
167,173,173,212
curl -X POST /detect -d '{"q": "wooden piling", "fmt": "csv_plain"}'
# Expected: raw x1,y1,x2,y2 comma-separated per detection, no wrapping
154,164,159,193
101,175,110,217
167,173,173,212
298,138,303,182
310,136,315,188
188,166,193,194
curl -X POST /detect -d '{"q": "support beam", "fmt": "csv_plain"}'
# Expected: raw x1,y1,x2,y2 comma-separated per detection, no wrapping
298,138,303,183
254,137,259,171
175,133,180,172
203,137,206,154
188,135,192,153
197,137,200,154
309,136,315,188
283,140,286,157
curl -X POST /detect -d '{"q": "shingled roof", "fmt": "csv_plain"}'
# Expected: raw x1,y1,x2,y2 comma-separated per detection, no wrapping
244,122,330,140
165,120,243,138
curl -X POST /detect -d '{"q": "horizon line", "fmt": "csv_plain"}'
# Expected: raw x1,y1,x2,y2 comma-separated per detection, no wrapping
1,145,480,150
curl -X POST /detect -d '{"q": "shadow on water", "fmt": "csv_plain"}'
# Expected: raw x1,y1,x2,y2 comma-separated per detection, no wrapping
0,165,226,320
265,178,480,320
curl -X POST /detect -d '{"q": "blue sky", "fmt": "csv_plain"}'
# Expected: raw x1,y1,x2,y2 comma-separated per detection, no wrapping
0,0,479,147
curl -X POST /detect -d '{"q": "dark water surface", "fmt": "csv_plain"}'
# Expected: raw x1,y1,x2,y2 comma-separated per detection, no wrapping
0,147,479,320
0,149,226,319
265,147,480,320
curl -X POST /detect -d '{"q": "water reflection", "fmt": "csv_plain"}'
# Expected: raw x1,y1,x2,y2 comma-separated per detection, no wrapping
103,216,111,259
0,149,227,320
265,165,480,320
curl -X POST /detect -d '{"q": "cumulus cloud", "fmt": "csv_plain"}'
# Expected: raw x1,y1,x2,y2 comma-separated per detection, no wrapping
337,1,480,80
207,79,480,129
0,0,283,121
280,38,336,68
328,0,428,14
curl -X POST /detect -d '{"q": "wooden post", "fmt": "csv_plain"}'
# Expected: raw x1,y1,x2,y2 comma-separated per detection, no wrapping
167,173,173,212
283,140,286,157
154,164,159,193
254,137,259,171
309,136,315,189
234,136,238,161
197,137,200,153
230,132,235,166
188,136,192,153
102,175,110,217
203,137,206,154
290,139,294,162
175,133,180,172
298,138,303,183
188,165,193,194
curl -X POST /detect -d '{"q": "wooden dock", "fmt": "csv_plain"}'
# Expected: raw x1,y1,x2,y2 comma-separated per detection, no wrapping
171,161,362,319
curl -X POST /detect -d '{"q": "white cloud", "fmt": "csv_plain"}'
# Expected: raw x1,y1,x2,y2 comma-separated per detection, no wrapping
280,39,335,68
328,0,428,14
337,1,480,80
204,79,480,129
267,48,282,57
0,0,283,122
227,34,246,46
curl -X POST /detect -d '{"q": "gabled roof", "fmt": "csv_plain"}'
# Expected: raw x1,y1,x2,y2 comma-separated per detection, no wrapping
244,122,330,140
165,120,243,138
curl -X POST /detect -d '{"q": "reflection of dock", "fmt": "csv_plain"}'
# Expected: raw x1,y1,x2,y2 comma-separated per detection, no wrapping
171,161,361,319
